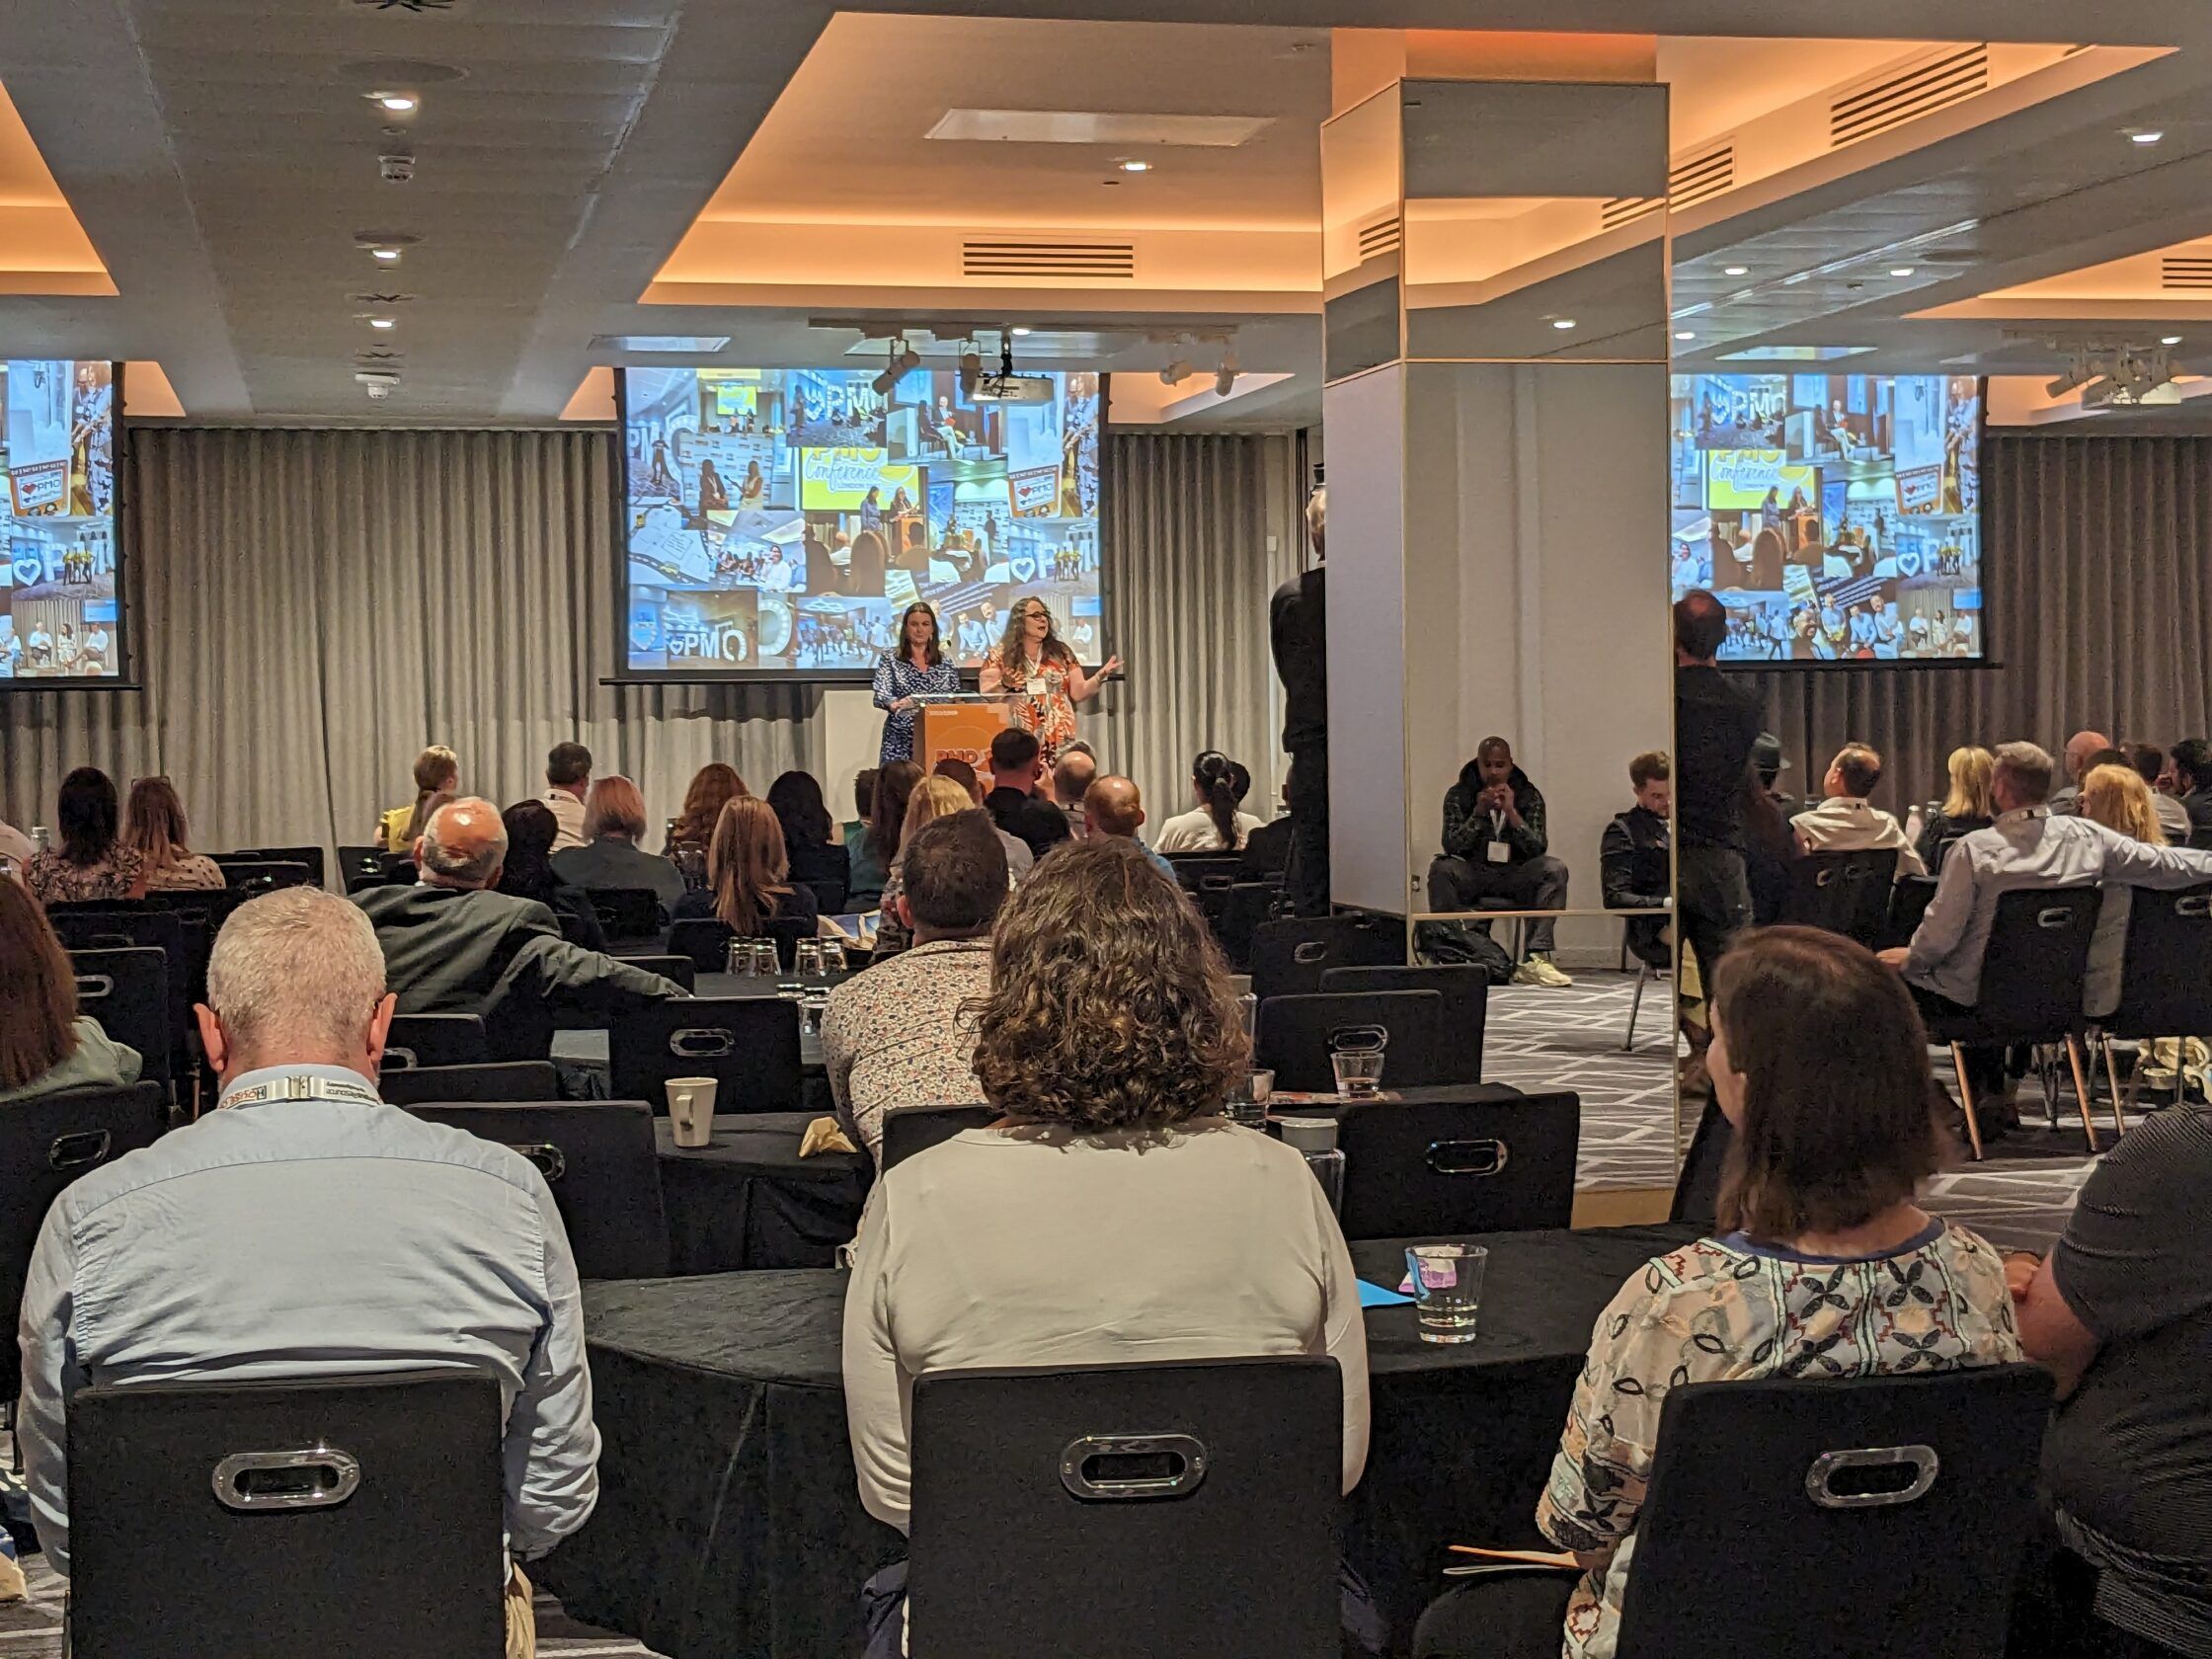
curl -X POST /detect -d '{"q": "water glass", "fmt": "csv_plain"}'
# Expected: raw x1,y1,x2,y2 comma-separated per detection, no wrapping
794,938,825,980
1405,1243,1489,1345
802,986,831,1035
819,938,847,976
1331,1047,1385,1099
725,937,755,977
750,939,779,977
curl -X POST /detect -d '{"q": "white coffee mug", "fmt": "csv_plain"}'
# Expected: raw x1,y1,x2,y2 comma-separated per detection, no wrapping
666,1075,718,1148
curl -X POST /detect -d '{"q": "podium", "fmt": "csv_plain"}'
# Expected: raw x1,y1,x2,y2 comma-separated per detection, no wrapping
914,695,1012,773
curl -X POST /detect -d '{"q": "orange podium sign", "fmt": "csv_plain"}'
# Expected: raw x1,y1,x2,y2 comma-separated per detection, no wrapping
914,698,1011,775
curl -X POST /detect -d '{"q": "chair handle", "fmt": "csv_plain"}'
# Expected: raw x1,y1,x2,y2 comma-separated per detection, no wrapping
1427,1138,1509,1177
506,1142,567,1183
383,1046,420,1071
1060,1434,1208,1501
1293,941,1328,964
2036,908,2073,929
1329,1023,1388,1055
73,973,116,998
1815,868,1837,889
48,1130,112,1172
212,1447,362,1512
2178,894,2211,918
670,1027,737,1058
1804,1445,1938,1510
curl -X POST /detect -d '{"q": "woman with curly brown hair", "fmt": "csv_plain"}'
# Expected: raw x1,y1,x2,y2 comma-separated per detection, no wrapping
842,838,1369,1651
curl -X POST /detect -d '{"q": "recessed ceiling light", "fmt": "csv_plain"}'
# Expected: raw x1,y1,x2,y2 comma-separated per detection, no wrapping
1118,159,1151,173
1674,331,1697,342
367,316,397,330
1723,265,1749,276
370,247,402,264
2128,128,2165,144
373,92,419,114
1551,318,1577,330
2163,335,2184,346
1889,267,1916,277
1010,326,1033,337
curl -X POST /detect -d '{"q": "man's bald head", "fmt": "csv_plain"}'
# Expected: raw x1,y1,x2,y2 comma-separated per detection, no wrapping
1084,775,1146,839
418,797,509,890
1053,750,1097,809
2065,730,2113,782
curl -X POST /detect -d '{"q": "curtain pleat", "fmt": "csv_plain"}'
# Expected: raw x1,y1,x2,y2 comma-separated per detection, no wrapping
0,428,816,856
1747,434,2212,803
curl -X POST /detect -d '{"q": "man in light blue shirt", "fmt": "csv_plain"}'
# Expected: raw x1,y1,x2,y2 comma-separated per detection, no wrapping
16,886,599,1595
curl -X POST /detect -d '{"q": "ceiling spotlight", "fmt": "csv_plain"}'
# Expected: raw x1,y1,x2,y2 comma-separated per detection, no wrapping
1551,318,1578,331
1159,358,1194,386
2127,127,2165,145
1674,331,1697,342
872,336,920,396
1889,267,1917,277
957,344,983,397
367,316,396,330
372,92,419,114
1118,158,1151,173
1215,355,1239,398
370,246,402,264
2164,335,2185,347
1010,326,1032,337
2047,356,2094,399
1723,265,1749,276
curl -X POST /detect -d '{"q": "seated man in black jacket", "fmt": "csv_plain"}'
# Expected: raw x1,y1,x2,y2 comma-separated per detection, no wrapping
354,798,684,1057
1427,736,1573,988
1602,750,1672,971
983,727,1073,860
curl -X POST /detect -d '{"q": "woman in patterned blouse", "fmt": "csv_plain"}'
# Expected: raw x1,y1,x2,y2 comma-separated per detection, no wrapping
977,596,1119,766
871,603,960,765
26,766,148,905
1527,926,2020,1659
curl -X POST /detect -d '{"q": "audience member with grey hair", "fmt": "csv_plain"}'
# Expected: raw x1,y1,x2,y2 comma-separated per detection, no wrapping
17,887,601,1644
355,797,683,1049
1880,738,2212,1135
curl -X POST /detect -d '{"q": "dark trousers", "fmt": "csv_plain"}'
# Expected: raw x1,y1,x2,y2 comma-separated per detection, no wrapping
1426,853,1569,957
1677,843,1751,986
1286,743,1331,918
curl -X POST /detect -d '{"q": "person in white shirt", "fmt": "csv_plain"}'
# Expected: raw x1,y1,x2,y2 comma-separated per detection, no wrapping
1153,750,1267,853
541,741,592,851
843,838,1368,1655
1791,743,1927,879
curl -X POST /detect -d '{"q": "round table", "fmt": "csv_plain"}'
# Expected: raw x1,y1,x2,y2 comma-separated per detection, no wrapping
537,1223,1696,1659
653,1111,871,1273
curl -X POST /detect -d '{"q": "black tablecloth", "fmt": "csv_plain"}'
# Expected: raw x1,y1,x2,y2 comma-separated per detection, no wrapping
655,1112,872,1273
538,1223,1698,1659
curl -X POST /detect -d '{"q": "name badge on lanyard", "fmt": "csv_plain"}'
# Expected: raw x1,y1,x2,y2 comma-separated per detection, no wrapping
217,1073,383,1111
1026,676,1046,698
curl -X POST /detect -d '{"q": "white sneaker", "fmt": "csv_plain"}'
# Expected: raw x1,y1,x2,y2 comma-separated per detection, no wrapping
1513,955,1574,988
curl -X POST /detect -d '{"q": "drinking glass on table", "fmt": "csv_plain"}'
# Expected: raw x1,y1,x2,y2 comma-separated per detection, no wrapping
1405,1243,1488,1345
819,937,847,976
750,939,779,977
794,938,825,980
725,937,755,977
1330,1026,1387,1099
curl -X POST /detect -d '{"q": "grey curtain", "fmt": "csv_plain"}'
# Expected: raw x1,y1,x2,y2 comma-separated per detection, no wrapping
1088,431,1303,822
0,428,816,854
1749,434,2212,806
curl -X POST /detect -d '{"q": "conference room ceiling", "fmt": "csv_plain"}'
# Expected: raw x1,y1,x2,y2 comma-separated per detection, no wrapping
2,3,2212,427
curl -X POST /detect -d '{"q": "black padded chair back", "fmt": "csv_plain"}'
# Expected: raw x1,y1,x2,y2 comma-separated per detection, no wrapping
1887,875,1938,950
218,845,328,889
1614,1367,2053,1659
801,873,849,915
407,1102,670,1279
584,886,666,941
1216,881,1283,971
378,1012,490,1072
1931,887,2101,1042
612,952,697,992
1778,847,1898,946
68,947,175,1090
881,1103,997,1171
1250,912,1402,1001
610,996,802,1115
1320,964,1489,1083
1167,851,1243,890
908,1359,1342,1659
0,1081,166,1404
1670,1099,1731,1227
336,844,389,894
68,1371,506,1659
374,1061,562,1106
668,915,738,973
1335,1088,1579,1239
2106,881,2212,1037
1255,990,1444,1094
215,858,315,897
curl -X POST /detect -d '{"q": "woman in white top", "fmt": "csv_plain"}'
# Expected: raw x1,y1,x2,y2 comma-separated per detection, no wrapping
843,836,1370,1654
1152,750,1266,853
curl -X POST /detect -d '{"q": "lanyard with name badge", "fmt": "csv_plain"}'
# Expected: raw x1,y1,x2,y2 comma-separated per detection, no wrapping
217,1073,383,1111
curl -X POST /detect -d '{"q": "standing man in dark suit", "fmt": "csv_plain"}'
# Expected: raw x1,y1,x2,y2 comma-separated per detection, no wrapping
1272,482,1329,916
354,798,683,1053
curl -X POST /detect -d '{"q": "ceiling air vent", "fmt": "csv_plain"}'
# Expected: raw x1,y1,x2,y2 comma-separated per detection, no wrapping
1669,144,1734,211
1601,196,1663,231
344,0,460,12
2164,256,2212,291
1831,45,1989,148
1357,216,1402,261
961,240,1136,280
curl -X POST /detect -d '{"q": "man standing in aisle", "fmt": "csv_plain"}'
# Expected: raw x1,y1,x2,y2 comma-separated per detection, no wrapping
541,742,592,851
1426,736,1573,988
1271,481,1329,915
1673,591,1771,982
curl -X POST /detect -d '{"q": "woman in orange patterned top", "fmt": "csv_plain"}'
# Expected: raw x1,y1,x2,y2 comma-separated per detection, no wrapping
976,595,1118,765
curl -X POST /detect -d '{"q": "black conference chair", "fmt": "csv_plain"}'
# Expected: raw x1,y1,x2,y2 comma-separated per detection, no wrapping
2094,881,2212,1125
612,952,697,992
68,1371,507,1659
880,1103,997,1171
216,858,316,897
1334,1087,1580,1240
47,902,192,1003
1216,881,1284,971
1320,964,1490,1082
585,886,666,943
336,844,389,894
1249,912,1401,1001
1255,989,1444,1094
1167,851,1244,891
375,1061,563,1107
68,947,175,1093
908,1359,1343,1659
408,1101,670,1279
0,1081,166,1405
667,916,739,973
1919,887,2102,1159
379,1012,490,1072
217,845,327,889
1887,875,1939,950
1413,1366,2053,1659
1778,847,1898,947
1670,1099,1731,1228
610,996,802,1116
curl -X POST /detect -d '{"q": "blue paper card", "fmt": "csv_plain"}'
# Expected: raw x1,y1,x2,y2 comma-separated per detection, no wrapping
1357,1278,1414,1308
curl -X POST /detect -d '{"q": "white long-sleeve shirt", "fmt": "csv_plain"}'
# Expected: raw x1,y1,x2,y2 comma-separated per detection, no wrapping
841,1120,1370,1533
